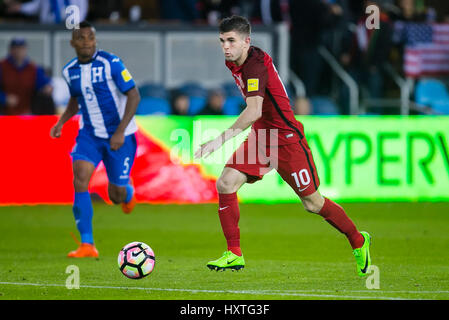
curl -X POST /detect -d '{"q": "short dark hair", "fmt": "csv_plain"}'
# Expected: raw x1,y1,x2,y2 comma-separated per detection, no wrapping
219,15,251,36
79,21,94,30
72,21,96,34
72,21,96,38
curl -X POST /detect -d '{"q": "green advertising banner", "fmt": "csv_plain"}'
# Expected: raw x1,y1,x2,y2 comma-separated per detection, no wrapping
136,116,449,202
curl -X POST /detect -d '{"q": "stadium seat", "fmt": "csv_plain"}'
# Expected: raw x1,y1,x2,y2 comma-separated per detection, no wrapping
136,97,171,115
415,79,449,114
222,82,294,115
221,82,244,115
139,83,168,99
222,82,241,97
179,82,208,97
188,96,207,115
178,82,208,115
223,96,244,115
309,96,339,115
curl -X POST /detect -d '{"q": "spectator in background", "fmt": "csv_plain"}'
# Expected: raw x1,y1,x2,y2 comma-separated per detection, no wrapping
251,0,290,25
85,0,122,23
199,0,258,25
425,0,449,22
199,89,225,115
86,0,159,24
340,0,393,114
396,0,426,22
0,37,53,115
289,0,345,97
159,0,199,22
5,0,88,24
171,91,190,115
124,0,160,23
199,0,239,25
322,0,353,54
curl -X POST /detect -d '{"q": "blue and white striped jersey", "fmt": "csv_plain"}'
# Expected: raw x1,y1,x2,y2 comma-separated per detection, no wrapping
62,50,138,139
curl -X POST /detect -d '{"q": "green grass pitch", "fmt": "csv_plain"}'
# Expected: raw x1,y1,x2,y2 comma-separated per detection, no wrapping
0,202,448,300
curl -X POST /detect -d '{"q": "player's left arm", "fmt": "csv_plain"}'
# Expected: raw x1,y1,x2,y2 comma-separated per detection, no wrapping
109,56,140,151
194,95,263,159
110,87,140,151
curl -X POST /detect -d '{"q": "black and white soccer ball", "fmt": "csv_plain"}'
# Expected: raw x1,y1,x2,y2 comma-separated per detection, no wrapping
118,242,155,279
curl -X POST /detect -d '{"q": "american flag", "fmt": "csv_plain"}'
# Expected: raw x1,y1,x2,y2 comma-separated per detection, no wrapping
395,22,449,78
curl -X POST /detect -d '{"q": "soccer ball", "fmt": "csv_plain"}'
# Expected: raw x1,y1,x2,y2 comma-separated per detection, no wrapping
118,242,155,279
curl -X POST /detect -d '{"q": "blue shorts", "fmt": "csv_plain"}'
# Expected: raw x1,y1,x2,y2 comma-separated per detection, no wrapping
71,130,137,186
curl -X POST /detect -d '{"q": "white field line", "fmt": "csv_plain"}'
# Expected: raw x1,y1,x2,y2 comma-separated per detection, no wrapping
0,281,441,300
267,289,449,294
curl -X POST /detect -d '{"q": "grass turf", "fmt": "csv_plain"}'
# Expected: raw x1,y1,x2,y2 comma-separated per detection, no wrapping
0,202,448,300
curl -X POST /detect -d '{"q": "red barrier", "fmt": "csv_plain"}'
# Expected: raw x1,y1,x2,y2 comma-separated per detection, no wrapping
0,116,217,205
0,116,77,204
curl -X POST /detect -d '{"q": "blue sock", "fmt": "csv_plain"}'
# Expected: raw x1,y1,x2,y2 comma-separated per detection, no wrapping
124,184,134,204
73,192,94,244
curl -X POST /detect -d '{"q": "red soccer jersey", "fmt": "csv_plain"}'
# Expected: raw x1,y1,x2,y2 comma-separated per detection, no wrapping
225,46,304,146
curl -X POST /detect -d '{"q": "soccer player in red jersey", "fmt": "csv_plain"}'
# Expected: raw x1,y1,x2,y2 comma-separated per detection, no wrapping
195,16,372,276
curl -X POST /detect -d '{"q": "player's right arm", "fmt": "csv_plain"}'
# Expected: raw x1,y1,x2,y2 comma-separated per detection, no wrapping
50,97,79,138
194,95,263,159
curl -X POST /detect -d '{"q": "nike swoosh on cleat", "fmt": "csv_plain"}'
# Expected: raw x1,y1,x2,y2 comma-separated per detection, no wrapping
227,257,237,264
361,251,369,273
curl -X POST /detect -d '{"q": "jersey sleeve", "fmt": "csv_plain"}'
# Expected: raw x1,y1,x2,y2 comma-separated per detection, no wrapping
61,67,76,97
109,57,136,94
243,59,268,98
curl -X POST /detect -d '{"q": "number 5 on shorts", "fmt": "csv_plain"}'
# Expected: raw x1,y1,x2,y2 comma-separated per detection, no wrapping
123,157,130,175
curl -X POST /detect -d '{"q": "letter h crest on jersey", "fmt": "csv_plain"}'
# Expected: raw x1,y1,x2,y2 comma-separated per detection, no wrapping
91,66,104,83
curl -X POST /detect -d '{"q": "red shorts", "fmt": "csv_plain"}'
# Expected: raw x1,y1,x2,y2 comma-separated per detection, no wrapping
225,135,320,197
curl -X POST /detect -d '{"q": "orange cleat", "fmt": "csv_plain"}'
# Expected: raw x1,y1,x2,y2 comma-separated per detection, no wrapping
121,192,136,214
67,243,99,258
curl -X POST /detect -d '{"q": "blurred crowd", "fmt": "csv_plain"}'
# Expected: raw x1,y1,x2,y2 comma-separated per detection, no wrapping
1,0,449,116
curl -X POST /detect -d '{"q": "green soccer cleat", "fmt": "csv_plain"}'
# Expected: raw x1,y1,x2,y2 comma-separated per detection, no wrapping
352,231,372,277
207,251,245,271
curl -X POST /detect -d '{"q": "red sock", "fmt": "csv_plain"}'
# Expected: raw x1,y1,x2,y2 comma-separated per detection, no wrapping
218,192,242,256
318,198,364,249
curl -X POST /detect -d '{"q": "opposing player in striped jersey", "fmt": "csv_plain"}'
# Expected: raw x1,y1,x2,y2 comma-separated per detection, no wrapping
195,16,372,276
50,21,140,258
